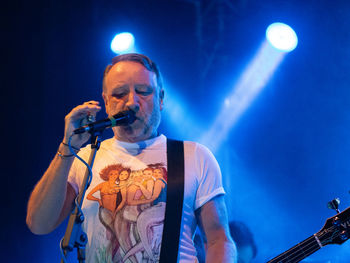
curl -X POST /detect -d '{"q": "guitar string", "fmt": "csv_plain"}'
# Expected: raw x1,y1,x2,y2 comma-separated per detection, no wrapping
271,227,341,263
283,229,339,263
269,241,320,263
285,244,319,263
271,229,339,263
267,235,318,262
268,225,344,263
268,208,350,263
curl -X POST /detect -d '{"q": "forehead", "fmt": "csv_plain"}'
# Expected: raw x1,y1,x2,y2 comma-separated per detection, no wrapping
105,61,157,90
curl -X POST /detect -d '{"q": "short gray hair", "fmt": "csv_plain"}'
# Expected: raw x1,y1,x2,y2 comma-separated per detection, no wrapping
102,53,163,92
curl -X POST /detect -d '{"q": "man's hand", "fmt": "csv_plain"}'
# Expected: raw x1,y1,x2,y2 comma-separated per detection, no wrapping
63,100,101,148
26,100,101,235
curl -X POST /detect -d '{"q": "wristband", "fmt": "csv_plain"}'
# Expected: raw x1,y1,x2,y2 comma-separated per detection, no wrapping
57,150,75,158
61,142,80,151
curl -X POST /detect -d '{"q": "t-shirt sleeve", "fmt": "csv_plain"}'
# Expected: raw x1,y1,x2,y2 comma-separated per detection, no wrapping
67,148,90,195
194,143,225,210
67,161,80,195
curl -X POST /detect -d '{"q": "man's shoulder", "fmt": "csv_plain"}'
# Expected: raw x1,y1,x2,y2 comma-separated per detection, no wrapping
184,140,213,154
171,140,216,164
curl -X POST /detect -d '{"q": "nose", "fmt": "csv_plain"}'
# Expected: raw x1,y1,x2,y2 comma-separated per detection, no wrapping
126,89,140,112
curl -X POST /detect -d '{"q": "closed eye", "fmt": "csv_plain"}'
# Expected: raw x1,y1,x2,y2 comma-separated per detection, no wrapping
112,92,128,99
111,85,128,98
135,85,154,96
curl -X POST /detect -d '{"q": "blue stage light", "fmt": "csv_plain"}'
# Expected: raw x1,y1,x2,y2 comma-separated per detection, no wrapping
162,83,204,141
266,23,298,52
110,32,135,54
201,41,288,152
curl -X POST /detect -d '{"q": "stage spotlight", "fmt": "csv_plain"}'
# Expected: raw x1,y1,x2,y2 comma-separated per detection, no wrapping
266,22,298,52
162,84,203,141
201,24,298,152
110,32,135,54
201,40,289,152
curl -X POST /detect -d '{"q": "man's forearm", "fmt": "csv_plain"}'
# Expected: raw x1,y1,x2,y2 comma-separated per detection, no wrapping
26,144,75,234
27,101,100,235
206,239,237,263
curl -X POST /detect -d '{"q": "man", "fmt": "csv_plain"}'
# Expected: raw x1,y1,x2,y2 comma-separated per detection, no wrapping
26,53,236,262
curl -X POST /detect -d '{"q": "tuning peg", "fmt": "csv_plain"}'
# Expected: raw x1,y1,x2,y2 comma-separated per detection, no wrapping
327,198,340,213
340,230,349,241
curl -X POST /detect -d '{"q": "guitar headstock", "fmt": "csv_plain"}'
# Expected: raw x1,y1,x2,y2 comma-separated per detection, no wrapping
316,207,350,246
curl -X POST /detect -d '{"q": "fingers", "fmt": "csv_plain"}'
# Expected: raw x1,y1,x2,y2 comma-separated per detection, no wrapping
67,101,101,122
82,101,101,118
63,101,103,147
83,100,100,106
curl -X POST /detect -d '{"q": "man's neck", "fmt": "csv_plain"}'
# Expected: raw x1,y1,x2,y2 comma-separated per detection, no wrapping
114,130,159,143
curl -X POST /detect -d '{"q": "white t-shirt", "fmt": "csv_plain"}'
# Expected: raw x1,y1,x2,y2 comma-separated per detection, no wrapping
68,134,225,263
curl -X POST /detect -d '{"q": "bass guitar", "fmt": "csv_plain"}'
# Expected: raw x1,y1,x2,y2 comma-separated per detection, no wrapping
267,201,350,263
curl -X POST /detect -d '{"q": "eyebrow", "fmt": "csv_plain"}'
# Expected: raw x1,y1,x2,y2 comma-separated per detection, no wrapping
111,83,155,90
135,84,154,88
111,83,128,89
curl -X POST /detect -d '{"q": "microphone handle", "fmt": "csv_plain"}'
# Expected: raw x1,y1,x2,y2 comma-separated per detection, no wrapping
74,111,133,134
74,118,113,134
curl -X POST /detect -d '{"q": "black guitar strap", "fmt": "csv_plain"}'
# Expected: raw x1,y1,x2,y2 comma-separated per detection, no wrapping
159,138,185,263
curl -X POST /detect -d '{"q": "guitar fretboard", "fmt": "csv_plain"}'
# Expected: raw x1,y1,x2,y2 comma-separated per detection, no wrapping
267,235,322,263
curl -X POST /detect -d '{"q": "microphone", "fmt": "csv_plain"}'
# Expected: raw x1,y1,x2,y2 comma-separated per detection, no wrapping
74,110,136,134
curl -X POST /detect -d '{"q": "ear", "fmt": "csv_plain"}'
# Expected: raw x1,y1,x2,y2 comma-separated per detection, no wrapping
159,89,164,111
102,92,109,115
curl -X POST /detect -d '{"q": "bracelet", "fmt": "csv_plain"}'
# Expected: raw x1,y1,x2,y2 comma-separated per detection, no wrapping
57,150,75,158
61,142,80,151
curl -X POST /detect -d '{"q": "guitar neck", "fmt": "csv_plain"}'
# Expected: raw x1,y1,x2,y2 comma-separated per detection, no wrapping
267,234,322,263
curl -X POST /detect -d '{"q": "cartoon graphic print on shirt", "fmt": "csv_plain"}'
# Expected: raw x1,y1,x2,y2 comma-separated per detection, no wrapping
86,162,168,263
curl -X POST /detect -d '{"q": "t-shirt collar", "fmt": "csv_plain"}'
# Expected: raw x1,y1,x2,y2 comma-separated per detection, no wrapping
110,134,166,155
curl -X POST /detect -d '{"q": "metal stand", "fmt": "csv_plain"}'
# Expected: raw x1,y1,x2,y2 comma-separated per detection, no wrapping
60,132,102,263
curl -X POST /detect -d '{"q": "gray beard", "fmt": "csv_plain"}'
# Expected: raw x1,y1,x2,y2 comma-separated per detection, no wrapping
113,110,161,142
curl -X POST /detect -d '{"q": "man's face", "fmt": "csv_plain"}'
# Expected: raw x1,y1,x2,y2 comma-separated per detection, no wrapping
103,61,163,142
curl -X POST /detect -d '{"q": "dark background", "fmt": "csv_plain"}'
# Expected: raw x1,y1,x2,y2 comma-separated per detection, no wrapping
2,0,350,262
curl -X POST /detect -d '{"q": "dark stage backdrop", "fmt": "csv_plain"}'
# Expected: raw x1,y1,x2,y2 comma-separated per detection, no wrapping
2,0,350,262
